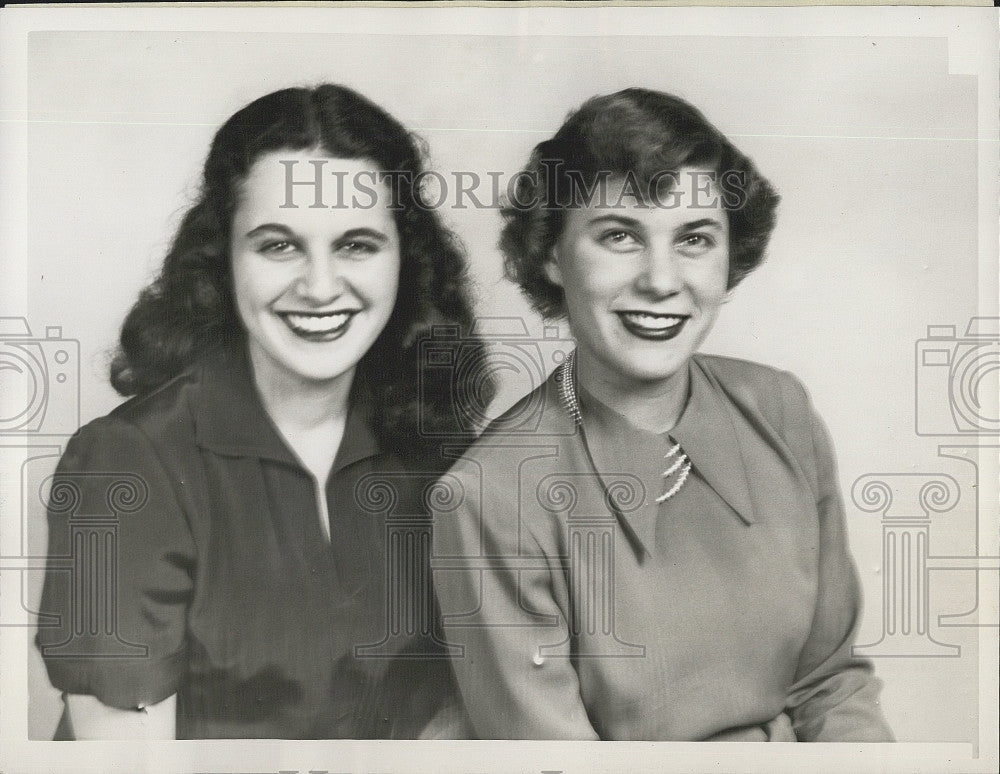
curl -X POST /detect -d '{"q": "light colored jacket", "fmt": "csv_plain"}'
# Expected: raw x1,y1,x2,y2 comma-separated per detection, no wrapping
433,353,894,741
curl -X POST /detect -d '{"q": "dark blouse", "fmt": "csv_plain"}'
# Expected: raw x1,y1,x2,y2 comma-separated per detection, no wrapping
36,345,458,739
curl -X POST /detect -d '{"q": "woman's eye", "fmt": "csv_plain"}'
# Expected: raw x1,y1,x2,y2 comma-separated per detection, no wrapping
677,233,716,254
599,230,640,250
258,240,298,257
339,240,380,257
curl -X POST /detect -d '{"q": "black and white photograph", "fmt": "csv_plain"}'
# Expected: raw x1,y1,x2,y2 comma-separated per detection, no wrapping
1,5,997,773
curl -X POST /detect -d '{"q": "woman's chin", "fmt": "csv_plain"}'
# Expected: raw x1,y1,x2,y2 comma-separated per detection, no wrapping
604,356,691,388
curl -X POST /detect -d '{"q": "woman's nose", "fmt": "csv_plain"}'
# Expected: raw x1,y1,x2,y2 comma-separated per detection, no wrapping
635,244,682,296
297,256,343,304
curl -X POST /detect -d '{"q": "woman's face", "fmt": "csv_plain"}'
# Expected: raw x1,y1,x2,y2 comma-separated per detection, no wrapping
230,150,401,389
546,168,730,392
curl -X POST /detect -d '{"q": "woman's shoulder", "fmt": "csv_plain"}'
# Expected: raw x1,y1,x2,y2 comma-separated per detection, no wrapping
69,365,206,459
694,353,809,401
49,367,210,524
692,354,833,499
476,374,573,441
692,353,815,432
693,352,802,388
436,377,565,486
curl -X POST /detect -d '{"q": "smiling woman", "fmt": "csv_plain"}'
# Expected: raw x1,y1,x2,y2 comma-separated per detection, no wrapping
545,171,731,430
35,84,494,739
433,88,895,741
230,153,401,392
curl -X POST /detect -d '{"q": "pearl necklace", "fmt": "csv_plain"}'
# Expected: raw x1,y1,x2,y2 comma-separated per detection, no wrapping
556,350,692,504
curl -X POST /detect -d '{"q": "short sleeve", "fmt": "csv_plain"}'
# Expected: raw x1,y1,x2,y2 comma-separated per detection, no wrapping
781,378,894,741
35,416,196,710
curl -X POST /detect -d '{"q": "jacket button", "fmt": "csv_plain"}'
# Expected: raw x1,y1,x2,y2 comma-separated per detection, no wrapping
532,653,545,666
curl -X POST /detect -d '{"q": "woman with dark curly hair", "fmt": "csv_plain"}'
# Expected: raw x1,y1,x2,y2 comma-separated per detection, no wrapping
36,84,492,739
434,88,894,741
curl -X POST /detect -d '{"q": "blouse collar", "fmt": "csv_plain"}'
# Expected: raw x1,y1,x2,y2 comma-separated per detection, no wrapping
572,355,756,556
195,342,380,471
670,357,756,525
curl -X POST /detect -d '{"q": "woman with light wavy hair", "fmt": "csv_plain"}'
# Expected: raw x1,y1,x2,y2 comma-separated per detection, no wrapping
434,88,893,742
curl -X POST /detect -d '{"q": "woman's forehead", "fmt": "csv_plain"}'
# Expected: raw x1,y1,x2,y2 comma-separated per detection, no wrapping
561,167,728,213
235,150,394,213
232,151,399,235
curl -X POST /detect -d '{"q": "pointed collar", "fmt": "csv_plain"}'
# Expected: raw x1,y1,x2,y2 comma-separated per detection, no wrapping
571,355,756,557
194,343,380,472
669,357,757,525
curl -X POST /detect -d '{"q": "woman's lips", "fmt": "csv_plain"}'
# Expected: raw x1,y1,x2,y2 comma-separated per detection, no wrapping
279,311,356,342
617,311,689,341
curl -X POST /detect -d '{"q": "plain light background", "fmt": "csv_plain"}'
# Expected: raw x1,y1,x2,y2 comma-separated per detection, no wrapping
3,8,996,762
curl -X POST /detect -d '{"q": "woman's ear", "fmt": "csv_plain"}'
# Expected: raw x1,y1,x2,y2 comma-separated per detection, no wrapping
542,249,564,287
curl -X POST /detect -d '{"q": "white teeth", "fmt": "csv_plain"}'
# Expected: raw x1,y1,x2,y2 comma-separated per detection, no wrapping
621,312,684,330
284,312,351,334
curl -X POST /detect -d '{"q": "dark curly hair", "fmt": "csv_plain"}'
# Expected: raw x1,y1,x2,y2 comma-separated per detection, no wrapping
110,84,494,465
500,88,780,318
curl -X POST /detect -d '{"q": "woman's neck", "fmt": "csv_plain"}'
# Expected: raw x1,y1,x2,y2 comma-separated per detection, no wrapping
244,342,355,541
574,347,691,435
250,356,354,431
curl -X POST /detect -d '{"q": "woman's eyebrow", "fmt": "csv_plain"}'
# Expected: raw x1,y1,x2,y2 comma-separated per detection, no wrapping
337,227,389,244
676,218,725,233
243,224,389,243
586,214,643,229
244,222,294,239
